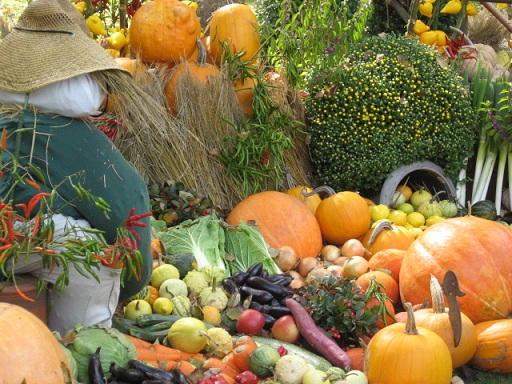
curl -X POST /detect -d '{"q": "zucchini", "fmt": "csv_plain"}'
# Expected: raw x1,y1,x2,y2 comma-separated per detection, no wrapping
235,336,332,372
136,314,184,327
112,315,137,334
129,327,169,343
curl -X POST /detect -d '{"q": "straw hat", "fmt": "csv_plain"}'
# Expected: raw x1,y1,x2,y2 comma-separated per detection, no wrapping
0,0,126,93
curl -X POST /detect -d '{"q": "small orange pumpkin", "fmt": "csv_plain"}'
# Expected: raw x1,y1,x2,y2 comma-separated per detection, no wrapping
129,0,201,64
367,248,407,284
470,318,512,373
361,220,415,259
364,302,453,383
356,270,399,304
208,3,260,66
164,38,221,113
312,186,371,246
0,303,74,383
233,73,258,117
285,186,322,214
226,191,323,259
412,274,477,368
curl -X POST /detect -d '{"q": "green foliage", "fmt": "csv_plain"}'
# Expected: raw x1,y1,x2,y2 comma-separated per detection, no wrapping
295,275,387,348
256,0,373,91
306,34,479,194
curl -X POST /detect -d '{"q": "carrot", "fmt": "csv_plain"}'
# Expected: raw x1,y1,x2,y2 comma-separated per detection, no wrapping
140,360,159,368
234,335,258,350
285,298,352,369
136,344,191,362
158,360,177,372
125,334,154,349
221,352,242,377
203,357,226,370
233,343,257,372
220,373,236,384
174,360,197,375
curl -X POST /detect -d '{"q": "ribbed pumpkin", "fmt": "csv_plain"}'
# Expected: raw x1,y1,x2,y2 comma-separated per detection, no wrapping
226,191,323,259
368,248,407,284
470,319,512,373
129,0,201,64
312,186,370,245
361,221,415,260
0,303,74,383
411,274,477,368
286,186,322,214
400,216,512,324
233,73,258,117
208,3,260,66
364,302,453,383
164,38,221,114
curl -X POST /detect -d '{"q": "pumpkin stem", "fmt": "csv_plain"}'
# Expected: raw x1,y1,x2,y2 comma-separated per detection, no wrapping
450,26,474,45
367,220,393,246
431,190,447,201
196,37,207,67
403,302,419,336
430,274,446,314
303,185,336,197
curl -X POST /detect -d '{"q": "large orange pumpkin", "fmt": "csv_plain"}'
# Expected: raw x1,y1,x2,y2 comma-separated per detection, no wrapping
129,0,201,64
368,248,407,285
208,3,260,66
470,319,512,373
313,186,371,246
0,303,74,383
226,191,323,259
361,221,415,260
400,216,512,324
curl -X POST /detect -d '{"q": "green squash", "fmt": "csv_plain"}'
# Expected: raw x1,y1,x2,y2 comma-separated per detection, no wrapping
162,253,196,279
471,200,497,220
249,345,281,378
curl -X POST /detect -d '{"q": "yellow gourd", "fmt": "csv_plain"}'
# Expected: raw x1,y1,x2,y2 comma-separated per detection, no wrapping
466,2,478,15
85,14,107,36
440,0,462,14
413,19,430,35
419,1,433,18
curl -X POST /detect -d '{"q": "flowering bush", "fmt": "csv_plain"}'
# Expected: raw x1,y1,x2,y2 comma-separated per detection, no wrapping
306,34,478,194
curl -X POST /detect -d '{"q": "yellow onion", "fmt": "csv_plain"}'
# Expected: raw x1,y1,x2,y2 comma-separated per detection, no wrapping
440,0,462,14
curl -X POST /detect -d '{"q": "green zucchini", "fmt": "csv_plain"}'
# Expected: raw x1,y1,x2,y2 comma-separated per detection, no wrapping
129,327,169,343
136,314,184,327
236,336,332,372
112,315,137,334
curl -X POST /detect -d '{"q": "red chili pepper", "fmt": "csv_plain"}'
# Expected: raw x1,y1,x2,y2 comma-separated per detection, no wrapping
235,371,259,384
1,128,6,150
16,193,51,217
16,288,35,302
31,215,40,238
25,178,41,190
277,345,288,356
197,375,229,384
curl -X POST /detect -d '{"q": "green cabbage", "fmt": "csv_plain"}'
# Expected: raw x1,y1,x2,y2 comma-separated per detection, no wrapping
64,325,137,384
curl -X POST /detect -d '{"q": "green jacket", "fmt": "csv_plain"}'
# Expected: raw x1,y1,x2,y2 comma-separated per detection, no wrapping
0,110,151,301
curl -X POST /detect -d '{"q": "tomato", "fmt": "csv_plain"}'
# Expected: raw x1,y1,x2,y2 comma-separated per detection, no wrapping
236,309,266,336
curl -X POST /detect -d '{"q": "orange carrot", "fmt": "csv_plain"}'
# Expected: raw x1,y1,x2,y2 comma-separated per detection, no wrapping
234,335,258,350
220,373,236,384
233,343,257,372
222,352,242,376
203,357,226,370
136,344,190,362
174,360,197,375
158,360,177,372
125,334,154,349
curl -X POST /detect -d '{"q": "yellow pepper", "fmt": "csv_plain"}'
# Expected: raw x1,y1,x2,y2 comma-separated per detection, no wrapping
85,14,107,36
106,30,127,50
418,1,434,18
74,1,86,13
440,0,462,14
466,2,478,15
413,19,430,35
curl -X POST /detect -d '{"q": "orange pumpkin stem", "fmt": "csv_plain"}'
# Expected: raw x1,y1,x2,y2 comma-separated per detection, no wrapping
304,185,336,197
430,274,446,314
404,302,419,335
367,220,393,246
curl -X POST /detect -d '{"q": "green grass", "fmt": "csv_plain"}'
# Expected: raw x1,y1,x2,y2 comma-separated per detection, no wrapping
455,366,511,383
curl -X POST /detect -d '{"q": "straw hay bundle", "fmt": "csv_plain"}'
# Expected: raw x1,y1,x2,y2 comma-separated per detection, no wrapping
468,8,511,49
104,61,314,209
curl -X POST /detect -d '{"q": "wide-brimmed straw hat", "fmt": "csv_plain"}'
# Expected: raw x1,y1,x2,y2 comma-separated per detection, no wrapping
0,0,126,93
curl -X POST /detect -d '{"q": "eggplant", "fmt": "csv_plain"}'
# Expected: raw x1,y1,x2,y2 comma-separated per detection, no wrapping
240,285,274,304
246,262,264,277
89,347,106,384
222,278,239,295
265,274,293,287
245,276,292,300
172,369,194,384
262,313,277,329
231,271,250,286
128,360,177,381
262,304,292,318
110,362,146,384
249,301,263,311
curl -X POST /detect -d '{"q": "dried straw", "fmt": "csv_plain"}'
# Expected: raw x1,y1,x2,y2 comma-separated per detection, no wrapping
468,8,511,49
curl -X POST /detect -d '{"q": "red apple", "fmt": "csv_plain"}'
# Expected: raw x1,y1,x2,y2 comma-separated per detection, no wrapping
271,315,301,344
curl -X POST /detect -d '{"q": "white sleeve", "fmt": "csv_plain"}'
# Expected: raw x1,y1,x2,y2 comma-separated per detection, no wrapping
0,74,105,118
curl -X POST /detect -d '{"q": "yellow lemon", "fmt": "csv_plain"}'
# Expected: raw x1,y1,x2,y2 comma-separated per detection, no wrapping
408,227,424,238
388,209,408,226
371,204,390,222
426,215,446,227
407,211,426,228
